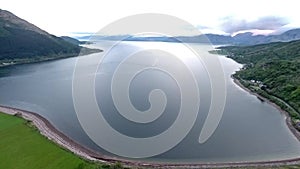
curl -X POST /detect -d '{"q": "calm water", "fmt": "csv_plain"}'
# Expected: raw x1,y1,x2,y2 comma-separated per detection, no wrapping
0,41,299,163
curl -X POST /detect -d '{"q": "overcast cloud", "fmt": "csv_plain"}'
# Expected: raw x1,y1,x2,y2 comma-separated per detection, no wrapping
220,16,289,34
1,0,300,36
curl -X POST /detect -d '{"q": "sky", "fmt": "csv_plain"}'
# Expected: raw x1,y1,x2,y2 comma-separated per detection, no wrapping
1,0,300,37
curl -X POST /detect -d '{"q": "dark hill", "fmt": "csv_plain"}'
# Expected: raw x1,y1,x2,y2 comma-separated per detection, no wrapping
0,9,100,66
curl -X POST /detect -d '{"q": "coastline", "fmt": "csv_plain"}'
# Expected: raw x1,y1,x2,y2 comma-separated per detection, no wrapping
232,76,300,142
0,48,102,68
1,105,300,168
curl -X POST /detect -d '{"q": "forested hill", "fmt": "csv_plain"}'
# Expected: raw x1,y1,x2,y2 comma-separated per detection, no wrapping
0,9,100,65
217,40,300,64
218,40,300,123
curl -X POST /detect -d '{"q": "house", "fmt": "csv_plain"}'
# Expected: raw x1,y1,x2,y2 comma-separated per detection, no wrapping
297,121,300,127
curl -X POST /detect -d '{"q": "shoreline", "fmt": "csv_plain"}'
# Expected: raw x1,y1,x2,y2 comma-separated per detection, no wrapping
0,47,102,68
232,76,300,142
1,105,300,168
0,49,103,68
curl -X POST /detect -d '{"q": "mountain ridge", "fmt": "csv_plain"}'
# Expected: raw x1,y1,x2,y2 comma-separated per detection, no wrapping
77,28,300,45
0,9,101,66
0,9,49,36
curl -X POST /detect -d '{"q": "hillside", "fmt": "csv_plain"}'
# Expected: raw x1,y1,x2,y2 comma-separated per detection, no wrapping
218,40,300,126
218,40,300,64
0,9,100,66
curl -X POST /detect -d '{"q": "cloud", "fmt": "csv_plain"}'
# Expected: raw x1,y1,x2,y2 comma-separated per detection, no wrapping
220,16,289,34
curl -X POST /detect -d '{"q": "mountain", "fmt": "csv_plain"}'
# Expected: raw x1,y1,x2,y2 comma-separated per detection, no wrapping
60,36,93,45
218,40,300,64
77,35,181,42
77,28,300,46
61,36,83,45
204,34,233,44
209,29,300,45
189,29,300,45
226,29,300,45
0,9,101,66
275,29,300,41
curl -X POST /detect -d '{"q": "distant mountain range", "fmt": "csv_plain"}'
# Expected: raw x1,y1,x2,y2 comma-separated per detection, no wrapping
206,29,300,45
78,28,300,46
0,9,100,66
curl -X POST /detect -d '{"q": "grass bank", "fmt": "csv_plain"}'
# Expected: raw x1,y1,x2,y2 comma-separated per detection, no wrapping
0,112,119,169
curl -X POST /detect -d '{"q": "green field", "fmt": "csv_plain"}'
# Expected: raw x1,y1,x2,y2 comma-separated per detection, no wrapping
0,112,116,169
